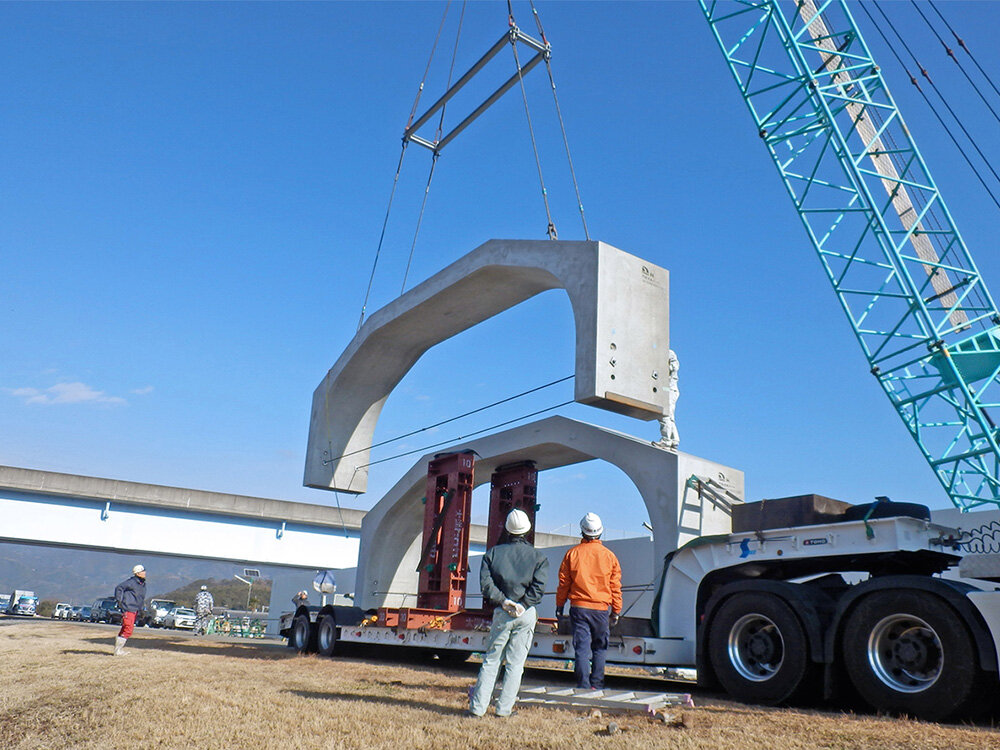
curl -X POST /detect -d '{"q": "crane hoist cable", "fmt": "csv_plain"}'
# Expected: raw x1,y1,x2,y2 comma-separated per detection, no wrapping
363,2,583,318
910,0,1000,129
857,2,1000,213
929,0,1000,104
358,2,454,330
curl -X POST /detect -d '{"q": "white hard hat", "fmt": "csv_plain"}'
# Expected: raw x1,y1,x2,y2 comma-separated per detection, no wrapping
580,512,603,538
505,508,531,536
132,564,145,575
200,585,208,591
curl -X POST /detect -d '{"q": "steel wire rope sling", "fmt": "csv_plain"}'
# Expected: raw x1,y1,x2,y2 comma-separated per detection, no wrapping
526,0,590,240
699,0,1000,510
400,1,469,294
357,2,454,330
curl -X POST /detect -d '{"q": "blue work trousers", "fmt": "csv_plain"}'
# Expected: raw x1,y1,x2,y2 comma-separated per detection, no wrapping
469,605,537,716
570,605,610,689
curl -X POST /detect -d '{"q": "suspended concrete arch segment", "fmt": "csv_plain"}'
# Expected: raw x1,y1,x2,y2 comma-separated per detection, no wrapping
305,239,670,493
352,415,743,610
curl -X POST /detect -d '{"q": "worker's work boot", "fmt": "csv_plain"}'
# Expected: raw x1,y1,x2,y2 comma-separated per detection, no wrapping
114,636,128,656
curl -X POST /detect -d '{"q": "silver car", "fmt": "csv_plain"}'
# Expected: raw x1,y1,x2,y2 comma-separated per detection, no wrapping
163,607,196,629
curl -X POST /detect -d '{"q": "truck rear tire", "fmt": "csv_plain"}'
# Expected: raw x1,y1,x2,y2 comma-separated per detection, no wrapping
841,590,986,721
317,614,338,657
290,614,316,654
707,591,813,706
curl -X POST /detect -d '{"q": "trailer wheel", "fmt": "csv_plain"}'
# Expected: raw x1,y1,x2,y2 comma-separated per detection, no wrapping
841,590,986,721
708,592,812,705
290,614,316,653
317,614,338,657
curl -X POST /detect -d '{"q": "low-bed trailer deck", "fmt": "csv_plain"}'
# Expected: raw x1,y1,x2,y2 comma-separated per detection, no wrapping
282,503,1000,721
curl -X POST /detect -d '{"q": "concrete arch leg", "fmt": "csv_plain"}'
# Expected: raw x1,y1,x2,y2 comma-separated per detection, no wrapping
354,415,742,610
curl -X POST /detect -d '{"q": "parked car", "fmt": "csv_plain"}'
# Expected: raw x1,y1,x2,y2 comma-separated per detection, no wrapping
52,602,73,619
163,607,196,629
90,598,123,624
140,599,177,628
67,605,83,621
77,606,92,621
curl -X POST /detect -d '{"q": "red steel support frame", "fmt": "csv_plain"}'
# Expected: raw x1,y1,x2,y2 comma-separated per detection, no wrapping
486,461,538,549
415,451,475,611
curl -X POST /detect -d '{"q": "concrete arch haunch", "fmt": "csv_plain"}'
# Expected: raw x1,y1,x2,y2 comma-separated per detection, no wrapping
352,415,743,610
305,239,670,493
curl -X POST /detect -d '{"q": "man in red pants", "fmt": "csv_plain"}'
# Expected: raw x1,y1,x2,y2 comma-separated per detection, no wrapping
113,564,147,656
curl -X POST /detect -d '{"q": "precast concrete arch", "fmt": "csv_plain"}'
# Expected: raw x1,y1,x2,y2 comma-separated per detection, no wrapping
353,415,743,610
304,239,670,493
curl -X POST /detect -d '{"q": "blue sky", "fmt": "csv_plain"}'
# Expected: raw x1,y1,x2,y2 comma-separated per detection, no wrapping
4,1,1000,538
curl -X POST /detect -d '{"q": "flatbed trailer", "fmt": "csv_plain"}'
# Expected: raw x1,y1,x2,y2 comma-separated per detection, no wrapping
281,507,1000,722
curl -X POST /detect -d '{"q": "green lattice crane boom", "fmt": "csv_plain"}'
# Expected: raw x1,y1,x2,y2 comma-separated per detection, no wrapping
700,0,1000,510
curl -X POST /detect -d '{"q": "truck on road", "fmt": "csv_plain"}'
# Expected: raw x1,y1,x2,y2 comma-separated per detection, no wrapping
6,590,39,617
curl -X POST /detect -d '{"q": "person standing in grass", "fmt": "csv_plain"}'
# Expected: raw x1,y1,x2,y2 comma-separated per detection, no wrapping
113,564,147,656
556,513,622,690
468,509,548,718
194,585,215,635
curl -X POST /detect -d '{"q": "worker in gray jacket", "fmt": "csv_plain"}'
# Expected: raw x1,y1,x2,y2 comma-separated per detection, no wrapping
468,509,548,718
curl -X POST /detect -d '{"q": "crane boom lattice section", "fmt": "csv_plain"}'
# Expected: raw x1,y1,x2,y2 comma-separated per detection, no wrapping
700,0,1000,509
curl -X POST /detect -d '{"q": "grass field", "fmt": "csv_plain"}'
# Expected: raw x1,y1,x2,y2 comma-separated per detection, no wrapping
1,620,998,749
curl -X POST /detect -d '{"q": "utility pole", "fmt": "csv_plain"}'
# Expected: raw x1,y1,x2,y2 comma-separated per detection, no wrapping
234,568,261,611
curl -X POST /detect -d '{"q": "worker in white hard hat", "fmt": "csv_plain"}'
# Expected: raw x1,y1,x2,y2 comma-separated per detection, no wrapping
556,513,622,689
112,564,147,656
468,508,549,718
194,584,215,635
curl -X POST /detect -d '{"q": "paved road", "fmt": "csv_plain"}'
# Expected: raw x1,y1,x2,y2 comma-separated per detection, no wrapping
0,614,285,644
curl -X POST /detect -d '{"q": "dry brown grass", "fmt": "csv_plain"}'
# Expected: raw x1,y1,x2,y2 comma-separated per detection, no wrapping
0,621,998,750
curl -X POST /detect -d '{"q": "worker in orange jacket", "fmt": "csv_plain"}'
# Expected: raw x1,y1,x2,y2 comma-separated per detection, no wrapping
556,512,622,689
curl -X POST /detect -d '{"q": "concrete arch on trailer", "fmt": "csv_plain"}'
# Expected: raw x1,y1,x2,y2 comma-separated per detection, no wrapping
352,415,743,610
303,239,670,494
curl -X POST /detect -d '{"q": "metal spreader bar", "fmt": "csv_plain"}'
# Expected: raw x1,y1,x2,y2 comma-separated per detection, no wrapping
403,26,549,154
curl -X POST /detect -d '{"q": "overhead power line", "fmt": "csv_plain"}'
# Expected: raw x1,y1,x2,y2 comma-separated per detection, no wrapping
331,374,574,463
358,398,575,469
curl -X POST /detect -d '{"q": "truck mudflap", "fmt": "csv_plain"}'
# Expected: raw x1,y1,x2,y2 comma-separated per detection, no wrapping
338,625,692,668
962,591,1000,673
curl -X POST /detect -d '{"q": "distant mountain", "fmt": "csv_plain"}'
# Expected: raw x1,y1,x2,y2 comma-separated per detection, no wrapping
0,541,284,606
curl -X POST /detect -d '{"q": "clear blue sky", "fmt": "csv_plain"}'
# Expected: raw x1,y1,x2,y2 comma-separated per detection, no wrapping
4,1,1000,538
